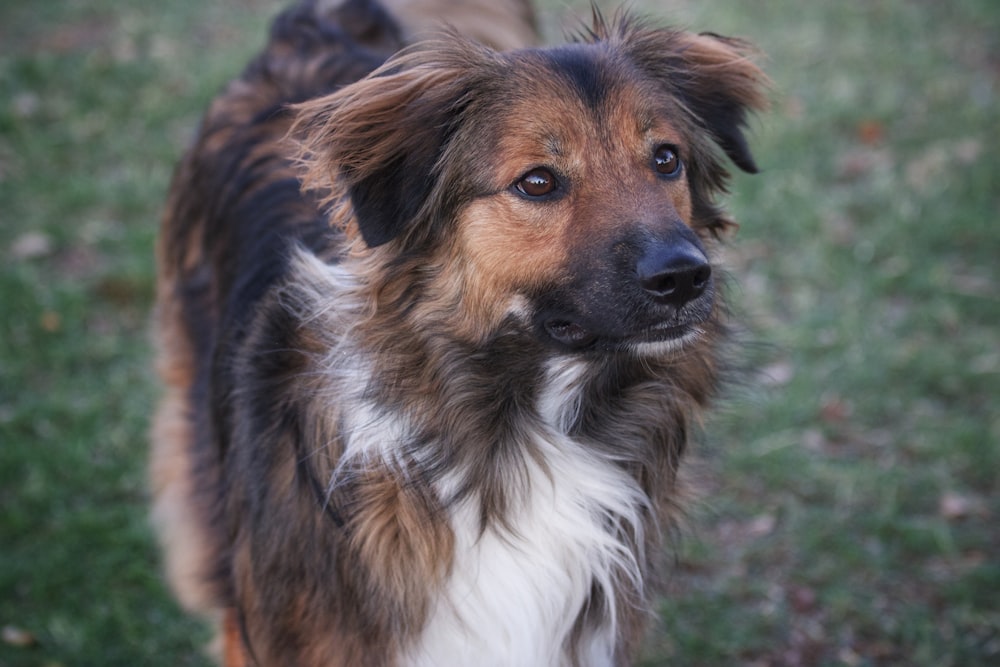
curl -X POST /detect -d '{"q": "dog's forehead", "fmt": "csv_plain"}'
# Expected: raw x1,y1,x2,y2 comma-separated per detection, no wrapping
504,44,649,113
484,44,686,168
533,44,624,111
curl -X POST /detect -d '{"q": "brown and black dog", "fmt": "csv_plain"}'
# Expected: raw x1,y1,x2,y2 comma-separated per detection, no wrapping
151,0,767,664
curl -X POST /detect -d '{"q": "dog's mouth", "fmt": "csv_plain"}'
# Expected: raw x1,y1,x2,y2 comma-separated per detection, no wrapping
543,317,704,352
544,320,598,348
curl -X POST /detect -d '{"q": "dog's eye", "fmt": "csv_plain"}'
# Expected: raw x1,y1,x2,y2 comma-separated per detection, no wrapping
514,168,559,198
653,145,683,178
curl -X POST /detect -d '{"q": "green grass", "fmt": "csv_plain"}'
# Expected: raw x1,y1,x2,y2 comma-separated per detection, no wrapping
1,0,997,664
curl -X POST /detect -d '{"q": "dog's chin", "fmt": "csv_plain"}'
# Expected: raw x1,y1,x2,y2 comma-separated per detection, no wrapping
543,318,706,355
622,322,707,356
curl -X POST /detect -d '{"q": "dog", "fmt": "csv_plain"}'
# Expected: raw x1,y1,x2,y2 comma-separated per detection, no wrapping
150,0,768,664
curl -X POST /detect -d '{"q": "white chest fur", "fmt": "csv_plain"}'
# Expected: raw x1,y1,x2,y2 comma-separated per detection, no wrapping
405,360,649,667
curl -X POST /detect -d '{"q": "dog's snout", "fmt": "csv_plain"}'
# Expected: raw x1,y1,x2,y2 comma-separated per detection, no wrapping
637,243,712,308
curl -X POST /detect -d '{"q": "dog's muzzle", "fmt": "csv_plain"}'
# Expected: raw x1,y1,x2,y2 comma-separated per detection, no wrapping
537,230,716,353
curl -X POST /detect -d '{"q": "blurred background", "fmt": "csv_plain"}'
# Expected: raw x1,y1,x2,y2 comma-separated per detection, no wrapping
0,0,996,664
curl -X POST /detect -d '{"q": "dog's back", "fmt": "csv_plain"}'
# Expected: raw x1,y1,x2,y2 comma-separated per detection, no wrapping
152,0,399,610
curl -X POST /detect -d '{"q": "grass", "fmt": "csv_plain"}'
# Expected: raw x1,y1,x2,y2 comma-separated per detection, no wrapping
1,0,997,664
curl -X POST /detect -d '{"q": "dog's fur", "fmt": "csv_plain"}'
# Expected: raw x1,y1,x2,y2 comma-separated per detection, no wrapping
151,0,767,664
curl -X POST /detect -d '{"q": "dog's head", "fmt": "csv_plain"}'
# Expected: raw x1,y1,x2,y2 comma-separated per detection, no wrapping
296,13,768,354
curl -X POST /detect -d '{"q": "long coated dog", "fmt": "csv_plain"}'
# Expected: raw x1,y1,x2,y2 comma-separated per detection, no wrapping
150,0,768,664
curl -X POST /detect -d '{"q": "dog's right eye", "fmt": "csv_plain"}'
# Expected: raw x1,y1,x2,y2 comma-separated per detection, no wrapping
514,168,559,198
653,144,683,178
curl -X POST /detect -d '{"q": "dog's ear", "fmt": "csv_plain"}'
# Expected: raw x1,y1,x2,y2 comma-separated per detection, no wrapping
618,23,770,174
673,31,769,174
293,49,475,247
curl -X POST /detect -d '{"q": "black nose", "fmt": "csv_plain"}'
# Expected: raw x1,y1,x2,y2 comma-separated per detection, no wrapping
637,243,712,308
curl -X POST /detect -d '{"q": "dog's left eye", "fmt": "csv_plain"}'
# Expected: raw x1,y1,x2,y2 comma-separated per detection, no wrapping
653,145,683,178
514,168,559,198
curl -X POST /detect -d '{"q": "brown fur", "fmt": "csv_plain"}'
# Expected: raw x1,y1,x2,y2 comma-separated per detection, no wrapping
152,1,767,664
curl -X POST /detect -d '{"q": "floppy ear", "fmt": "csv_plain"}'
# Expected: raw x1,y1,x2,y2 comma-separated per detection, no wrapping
673,31,769,174
618,23,769,174
293,50,474,247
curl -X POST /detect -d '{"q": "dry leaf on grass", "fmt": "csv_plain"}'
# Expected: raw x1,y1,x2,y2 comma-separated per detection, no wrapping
938,492,987,520
2,624,37,648
10,232,53,261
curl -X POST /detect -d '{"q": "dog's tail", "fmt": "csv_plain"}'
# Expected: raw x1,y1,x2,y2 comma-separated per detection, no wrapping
234,0,405,112
181,0,540,174
233,0,538,112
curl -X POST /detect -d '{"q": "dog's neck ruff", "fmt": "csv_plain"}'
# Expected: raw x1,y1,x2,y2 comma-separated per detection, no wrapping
404,358,648,667
289,250,652,666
